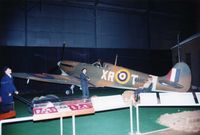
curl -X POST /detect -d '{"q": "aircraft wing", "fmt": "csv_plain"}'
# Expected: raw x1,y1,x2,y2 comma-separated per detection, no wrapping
12,73,94,87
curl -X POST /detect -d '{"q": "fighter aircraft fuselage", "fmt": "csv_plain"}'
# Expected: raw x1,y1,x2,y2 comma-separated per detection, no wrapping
58,60,191,92
12,59,191,93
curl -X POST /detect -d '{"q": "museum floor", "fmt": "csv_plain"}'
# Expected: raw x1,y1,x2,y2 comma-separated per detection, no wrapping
2,88,200,135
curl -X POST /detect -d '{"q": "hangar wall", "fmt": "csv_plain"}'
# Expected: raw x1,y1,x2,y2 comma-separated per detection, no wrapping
0,1,197,49
172,34,200,87
0,46,171,75
198,1,200,32
0,0,199,92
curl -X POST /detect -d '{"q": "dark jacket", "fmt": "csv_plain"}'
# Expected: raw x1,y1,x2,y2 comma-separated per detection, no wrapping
80,73,89,86
0,74,17,104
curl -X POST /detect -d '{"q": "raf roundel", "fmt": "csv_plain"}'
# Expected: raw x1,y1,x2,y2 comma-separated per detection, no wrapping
118,71,127,81
115,69,130,84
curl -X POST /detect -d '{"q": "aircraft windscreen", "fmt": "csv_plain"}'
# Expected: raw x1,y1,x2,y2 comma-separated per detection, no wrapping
92,60,102,68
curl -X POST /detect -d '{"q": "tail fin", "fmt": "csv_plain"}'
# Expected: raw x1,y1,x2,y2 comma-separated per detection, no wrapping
158,62,191,92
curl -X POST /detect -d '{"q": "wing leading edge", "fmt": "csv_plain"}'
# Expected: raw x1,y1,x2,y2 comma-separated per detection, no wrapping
12,73,95,87
12,73,82,86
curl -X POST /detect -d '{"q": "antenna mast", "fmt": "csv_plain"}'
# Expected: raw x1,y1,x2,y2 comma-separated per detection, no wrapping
177,33,181,62
114,54,118,66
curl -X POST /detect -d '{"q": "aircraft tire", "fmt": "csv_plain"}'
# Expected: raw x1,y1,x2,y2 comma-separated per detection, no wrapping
65,90,70,95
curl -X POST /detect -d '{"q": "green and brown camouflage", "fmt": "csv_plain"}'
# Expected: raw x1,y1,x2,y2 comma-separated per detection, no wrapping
12,60,191,93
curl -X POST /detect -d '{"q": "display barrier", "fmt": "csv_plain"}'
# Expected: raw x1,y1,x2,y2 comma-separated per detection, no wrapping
91,95,128,111
1,93,200,135
135,92,200,135
0,95,129,135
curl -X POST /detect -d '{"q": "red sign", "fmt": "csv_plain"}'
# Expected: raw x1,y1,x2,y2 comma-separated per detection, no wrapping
33,99,95,121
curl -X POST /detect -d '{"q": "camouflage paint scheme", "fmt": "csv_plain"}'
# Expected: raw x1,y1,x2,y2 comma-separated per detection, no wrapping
12,60,191,92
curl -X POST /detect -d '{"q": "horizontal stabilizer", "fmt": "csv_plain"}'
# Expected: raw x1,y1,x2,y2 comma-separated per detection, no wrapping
159,79,183,89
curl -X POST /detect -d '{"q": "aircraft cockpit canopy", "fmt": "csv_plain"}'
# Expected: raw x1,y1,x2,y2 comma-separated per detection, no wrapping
92,60,102,68
103,63,113,69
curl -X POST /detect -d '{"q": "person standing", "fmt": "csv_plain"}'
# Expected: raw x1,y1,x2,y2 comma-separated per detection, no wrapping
0,67,18,113
80,68,90,98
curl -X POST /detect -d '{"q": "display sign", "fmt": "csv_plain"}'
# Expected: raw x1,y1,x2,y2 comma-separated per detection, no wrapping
33,99,94,121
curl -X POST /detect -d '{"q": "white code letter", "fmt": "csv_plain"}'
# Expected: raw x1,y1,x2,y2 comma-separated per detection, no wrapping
131,74,138,85
101,70,108,80
108,72,114,82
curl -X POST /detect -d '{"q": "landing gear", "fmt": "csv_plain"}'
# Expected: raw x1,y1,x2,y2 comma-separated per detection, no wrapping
65,85,75,95
65,90,70,95
70,85,74,94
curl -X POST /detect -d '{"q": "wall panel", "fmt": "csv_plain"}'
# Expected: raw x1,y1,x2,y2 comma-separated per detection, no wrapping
0,1,198,49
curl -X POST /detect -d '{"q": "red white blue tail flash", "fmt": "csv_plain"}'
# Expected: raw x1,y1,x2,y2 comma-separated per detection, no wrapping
166,68,181,82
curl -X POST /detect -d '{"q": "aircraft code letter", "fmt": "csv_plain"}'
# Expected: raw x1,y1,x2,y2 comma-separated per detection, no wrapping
131,74,139,85
101,70,108,80
108,71,114,82
101,70,114,82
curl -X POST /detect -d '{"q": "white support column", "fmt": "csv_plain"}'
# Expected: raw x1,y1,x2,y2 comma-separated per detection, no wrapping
129,103,134,135
60,117,63,135
136,105,141,135
72,115,76,135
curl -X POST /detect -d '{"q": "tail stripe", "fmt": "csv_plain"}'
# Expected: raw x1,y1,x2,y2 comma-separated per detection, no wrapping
174,69,181,82
168,68,181,82
166,70,172,81
170,68,176,82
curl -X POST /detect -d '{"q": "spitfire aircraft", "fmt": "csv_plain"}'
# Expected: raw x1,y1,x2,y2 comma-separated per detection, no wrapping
12,59,191,94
